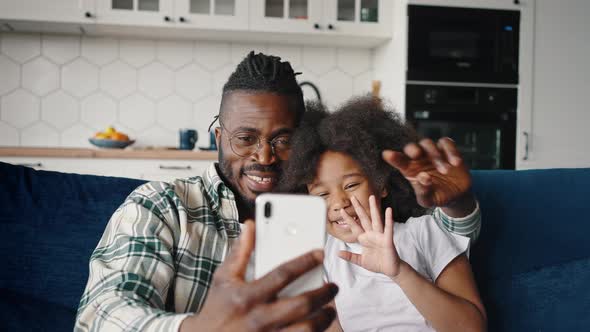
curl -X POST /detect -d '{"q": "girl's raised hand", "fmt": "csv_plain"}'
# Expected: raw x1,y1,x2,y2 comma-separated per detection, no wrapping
338,195,402,279
382,137,472,208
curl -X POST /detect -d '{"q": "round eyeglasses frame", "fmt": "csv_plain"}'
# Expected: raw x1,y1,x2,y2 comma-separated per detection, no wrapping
209,116,292,160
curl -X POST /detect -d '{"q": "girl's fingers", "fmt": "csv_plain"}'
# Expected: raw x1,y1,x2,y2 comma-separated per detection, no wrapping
382,150,410,172
419,138,450,174
339,209,364,236
438,137,463,167
350,196,373,232
417,172,433,186
403,142,424,160
369,195,383,233
384,207,394,240
338,250,363,266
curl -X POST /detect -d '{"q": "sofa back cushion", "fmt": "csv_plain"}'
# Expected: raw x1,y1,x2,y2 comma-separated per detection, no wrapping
471,168,590,331
0,162,145,314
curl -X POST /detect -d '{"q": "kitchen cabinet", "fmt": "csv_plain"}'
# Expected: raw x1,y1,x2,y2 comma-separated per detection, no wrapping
2,157,212,182
0,148,216,181
323,0,391,37
249,0,324,34
95,0,175,26
174,0,249,30
0,0,390,47
94,0,248,30
516,0,590,169
0,0,94,23
250,0,391,38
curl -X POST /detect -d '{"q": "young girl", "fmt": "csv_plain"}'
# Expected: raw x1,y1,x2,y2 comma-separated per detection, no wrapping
280,97,486,331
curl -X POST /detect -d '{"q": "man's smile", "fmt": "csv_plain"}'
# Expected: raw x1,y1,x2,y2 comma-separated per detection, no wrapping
243,171,278,192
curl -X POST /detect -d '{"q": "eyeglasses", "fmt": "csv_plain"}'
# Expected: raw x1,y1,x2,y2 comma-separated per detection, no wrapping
208,115,292,160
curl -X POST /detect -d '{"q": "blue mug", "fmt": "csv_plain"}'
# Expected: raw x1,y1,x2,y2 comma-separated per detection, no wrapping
208,131,217,150
179,129,198,150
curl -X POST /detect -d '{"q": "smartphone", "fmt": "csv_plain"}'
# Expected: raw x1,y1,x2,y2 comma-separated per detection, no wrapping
255,193,327,297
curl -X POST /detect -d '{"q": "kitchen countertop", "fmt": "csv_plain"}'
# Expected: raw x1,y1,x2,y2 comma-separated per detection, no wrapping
0,147,217,160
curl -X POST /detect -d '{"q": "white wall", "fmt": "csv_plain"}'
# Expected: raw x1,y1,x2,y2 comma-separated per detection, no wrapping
0,32,375,148
373,0,408,117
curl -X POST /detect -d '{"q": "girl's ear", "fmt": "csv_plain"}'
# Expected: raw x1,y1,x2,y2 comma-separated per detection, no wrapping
380,187,388,198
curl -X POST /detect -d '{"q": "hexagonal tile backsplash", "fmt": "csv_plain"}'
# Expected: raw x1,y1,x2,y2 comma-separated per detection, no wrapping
0,32,374,148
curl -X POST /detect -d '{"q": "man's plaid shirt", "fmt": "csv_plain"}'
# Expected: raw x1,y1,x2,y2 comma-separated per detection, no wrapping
75,163,481,331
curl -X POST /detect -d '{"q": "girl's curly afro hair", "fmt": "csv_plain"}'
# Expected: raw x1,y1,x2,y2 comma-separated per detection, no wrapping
279,96,427,222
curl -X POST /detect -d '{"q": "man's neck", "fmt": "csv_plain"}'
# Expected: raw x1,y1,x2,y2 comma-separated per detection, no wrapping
237,201,254,223
214,164,255,223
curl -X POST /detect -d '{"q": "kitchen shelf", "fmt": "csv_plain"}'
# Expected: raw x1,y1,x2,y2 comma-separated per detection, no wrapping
0,147,217,161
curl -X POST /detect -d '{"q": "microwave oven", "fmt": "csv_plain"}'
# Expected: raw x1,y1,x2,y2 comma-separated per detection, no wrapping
407,5,520,84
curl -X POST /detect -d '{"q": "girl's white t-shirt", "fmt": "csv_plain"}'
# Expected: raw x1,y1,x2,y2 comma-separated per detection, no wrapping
324,215,470,332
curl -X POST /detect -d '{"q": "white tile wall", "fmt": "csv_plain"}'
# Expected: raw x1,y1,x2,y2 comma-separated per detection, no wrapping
100,60,137,99
0,32,374,148
22,57,59,96
41,91,79,129
0,55,20,95
42,35,80,65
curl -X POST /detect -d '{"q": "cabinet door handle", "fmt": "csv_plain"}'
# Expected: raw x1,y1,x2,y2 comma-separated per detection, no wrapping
522,131,529,161
328,24,334,30
16,162,43,168
159,165,192,170
84,11,94,19
164,16,174,22
179,16,187,23
313,23,322,30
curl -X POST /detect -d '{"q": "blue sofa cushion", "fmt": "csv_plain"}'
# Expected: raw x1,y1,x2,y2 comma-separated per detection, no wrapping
0,288,74,332
471,169,590,277
471,168,590,331
482,257,590,331
0,162,145,314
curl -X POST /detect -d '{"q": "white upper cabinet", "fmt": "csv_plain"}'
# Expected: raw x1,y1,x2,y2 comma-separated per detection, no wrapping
0,0,391,47
95,0,248,30
250,0,391,38
0,0,94,23
516,0,590,169
174,0,248,30
324,0,391,37
249,0,324,33
95,0,175,26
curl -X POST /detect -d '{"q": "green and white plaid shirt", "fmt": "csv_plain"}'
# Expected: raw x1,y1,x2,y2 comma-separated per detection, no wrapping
75,163,481,332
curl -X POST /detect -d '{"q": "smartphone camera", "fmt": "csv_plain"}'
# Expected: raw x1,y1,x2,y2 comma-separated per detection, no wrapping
264,201,272,218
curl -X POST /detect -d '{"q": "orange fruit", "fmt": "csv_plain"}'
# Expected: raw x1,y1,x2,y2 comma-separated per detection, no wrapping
111,132,129,141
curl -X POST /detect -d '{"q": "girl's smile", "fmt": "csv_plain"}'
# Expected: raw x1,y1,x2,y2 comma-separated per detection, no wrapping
307,150,386,243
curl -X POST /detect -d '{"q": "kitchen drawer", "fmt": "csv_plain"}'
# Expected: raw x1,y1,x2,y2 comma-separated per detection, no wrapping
0,157,212,182
138,160,211,181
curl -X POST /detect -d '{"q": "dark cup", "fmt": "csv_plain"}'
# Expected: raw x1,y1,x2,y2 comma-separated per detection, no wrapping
208,131,217,150
179,129,198,150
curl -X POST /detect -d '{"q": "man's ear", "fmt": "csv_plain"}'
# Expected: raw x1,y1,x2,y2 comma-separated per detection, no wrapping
214,127,221,147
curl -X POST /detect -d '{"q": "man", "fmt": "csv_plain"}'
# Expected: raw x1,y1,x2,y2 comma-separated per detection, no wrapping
75,52,480,331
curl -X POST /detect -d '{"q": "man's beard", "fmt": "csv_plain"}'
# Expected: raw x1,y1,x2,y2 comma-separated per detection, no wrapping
217,144,284,211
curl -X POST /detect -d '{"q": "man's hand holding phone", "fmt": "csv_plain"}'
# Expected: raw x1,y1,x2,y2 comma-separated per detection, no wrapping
180,221,338,332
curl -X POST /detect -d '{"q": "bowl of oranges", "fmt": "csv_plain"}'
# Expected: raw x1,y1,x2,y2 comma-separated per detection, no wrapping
89,126,135,149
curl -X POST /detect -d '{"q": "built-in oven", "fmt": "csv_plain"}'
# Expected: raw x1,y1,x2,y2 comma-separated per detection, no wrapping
406,84,516,170
407,5,520,84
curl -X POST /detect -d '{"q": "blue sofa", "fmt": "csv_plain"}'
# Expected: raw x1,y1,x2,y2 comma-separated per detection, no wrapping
1,161,589,331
